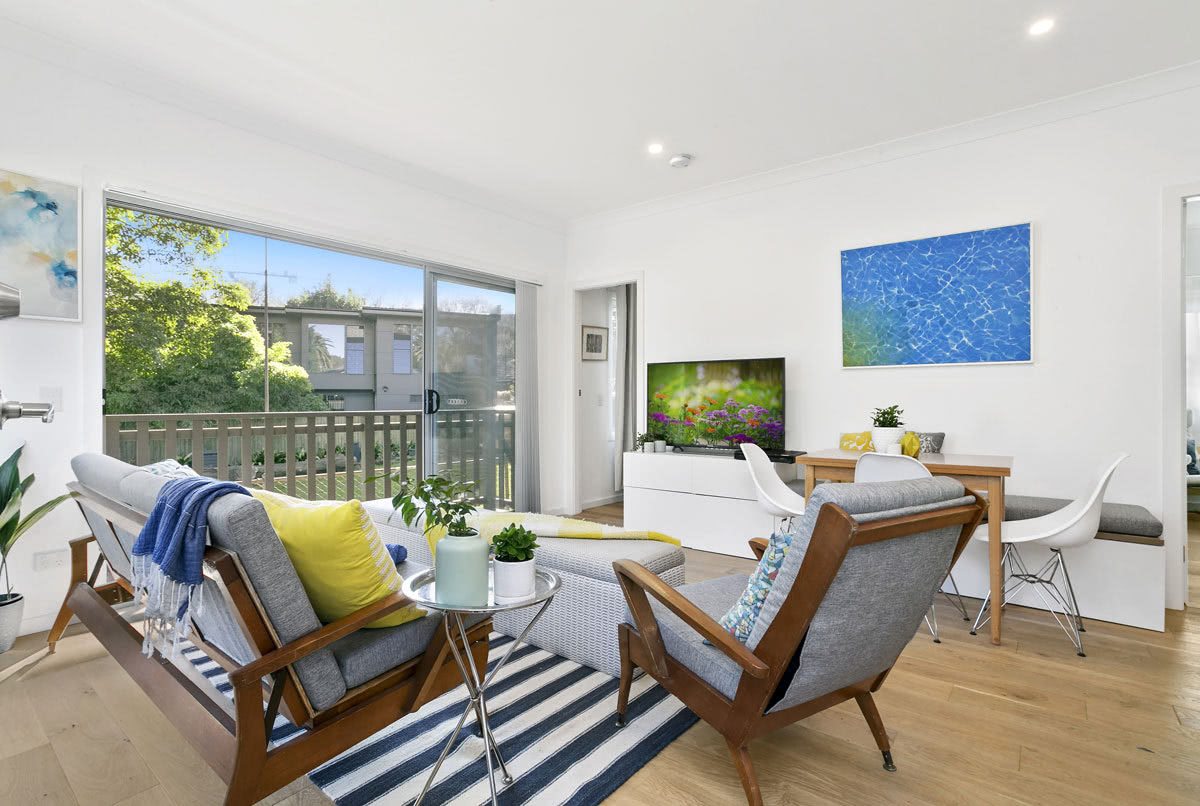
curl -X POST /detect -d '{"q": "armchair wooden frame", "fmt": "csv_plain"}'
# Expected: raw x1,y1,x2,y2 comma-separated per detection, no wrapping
49,481,491,806
614,492,986,806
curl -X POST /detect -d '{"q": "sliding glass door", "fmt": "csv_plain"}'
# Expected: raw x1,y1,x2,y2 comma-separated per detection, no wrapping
424,271,517,510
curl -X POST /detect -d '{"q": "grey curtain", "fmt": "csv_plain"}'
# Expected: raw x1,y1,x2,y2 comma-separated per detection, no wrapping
614,284,636,490
515,281,541,512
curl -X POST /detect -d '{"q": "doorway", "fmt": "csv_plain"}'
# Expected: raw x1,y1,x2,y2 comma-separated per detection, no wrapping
573,282,637,520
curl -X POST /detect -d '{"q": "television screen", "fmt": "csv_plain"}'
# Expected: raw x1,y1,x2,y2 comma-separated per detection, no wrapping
646,358,785,450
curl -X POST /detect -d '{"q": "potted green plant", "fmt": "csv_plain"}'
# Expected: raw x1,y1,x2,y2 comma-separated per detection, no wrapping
636,432,654,453
870,405,906,453
492,523,539,600
1,446,70,653
391,474,487,606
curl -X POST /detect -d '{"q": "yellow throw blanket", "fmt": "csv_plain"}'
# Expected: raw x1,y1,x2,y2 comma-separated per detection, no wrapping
425,511,679,555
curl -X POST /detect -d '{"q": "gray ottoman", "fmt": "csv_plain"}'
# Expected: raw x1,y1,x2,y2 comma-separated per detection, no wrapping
364,500,687,677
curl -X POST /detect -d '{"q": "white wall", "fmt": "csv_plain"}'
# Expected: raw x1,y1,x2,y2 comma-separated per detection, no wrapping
0,48,565,635
562,81,1200,613
575,288,618,509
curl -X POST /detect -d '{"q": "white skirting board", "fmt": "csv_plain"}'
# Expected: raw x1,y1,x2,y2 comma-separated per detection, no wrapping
945,538,1165,632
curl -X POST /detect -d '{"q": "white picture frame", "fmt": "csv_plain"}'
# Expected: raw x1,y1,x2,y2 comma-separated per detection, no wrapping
581,325,608,361
0,168,82,322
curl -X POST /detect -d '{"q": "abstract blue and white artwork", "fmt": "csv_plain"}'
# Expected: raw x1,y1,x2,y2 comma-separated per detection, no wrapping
0,169,80,321
841,223,1031,367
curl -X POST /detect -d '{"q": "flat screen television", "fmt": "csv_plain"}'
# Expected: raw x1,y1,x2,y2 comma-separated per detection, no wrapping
646,357,785,450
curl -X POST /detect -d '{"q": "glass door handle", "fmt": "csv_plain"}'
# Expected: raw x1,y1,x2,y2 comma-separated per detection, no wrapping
424,389,441,415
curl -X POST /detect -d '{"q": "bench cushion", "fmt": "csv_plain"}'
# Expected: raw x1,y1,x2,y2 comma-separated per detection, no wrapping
327,560,487,688
998,495,1163,538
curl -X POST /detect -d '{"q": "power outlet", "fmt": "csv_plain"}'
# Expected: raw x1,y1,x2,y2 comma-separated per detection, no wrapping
33,548,69,573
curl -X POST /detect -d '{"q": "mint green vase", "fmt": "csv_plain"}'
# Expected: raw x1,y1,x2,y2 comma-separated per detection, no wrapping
434,529,490,607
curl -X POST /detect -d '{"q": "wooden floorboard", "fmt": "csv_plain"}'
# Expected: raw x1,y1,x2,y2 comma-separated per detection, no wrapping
0,504,1194,805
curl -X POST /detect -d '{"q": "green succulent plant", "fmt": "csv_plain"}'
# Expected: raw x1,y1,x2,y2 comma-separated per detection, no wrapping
492,523,539,563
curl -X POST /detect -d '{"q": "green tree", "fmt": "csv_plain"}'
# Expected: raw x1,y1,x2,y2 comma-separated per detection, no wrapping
104,209,327,414
287,274,366,310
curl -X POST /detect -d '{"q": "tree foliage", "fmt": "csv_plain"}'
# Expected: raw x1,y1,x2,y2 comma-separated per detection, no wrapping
287,274,366,310
104,209,326,414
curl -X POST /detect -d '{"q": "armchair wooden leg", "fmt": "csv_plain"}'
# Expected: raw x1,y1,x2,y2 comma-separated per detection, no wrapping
726,739,763,806
616,624,634,727
48,537,95,653
855,692,896,771
225,682,269,806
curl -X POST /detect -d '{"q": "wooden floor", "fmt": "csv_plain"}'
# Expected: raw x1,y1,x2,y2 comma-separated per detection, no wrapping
1,508,1197,805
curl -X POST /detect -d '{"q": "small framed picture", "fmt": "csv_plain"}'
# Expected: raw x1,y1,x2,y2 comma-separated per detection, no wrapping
581,325,608,360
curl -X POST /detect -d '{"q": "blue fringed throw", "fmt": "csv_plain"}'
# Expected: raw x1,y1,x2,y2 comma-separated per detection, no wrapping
131,476,248,657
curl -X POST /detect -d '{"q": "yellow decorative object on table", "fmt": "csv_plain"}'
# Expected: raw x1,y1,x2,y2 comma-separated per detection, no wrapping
899,431,921,457
839,431,875,452
251,489,425,628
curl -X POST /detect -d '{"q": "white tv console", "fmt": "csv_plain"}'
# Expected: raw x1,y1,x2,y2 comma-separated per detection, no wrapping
623,450,799,558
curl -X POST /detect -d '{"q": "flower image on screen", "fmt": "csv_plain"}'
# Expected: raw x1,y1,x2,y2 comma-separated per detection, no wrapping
646,358,784,450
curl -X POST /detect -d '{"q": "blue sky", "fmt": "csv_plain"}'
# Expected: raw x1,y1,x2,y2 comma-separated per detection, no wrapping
132,226,514,313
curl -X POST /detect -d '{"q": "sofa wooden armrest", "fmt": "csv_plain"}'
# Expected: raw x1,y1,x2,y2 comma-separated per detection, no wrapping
614,559,769,680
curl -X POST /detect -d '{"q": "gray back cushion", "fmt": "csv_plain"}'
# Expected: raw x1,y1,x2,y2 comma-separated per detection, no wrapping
71,453,347,712
746,477,973,712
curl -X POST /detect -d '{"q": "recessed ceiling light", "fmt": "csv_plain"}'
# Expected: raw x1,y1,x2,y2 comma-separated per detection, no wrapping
1029,18,1055,36
647,143,664,155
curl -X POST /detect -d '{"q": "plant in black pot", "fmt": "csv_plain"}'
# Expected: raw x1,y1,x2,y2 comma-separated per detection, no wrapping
390,474,486,606
0,445,70,653
491,523,539,601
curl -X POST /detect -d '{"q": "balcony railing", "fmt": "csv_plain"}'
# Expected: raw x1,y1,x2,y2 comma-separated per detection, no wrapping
103,408,515,509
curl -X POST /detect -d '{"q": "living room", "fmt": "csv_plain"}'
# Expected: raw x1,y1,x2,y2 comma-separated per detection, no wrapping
1,2,1198,805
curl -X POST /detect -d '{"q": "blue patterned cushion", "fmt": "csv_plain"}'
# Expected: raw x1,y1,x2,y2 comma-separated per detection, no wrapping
718,528,796,642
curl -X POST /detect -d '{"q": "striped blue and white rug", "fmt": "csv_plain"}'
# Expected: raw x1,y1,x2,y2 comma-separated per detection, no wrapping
182,633,698,805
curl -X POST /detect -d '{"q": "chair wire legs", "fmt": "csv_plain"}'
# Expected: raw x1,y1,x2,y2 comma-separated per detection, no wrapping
970,545,1086,656
924,573,971,643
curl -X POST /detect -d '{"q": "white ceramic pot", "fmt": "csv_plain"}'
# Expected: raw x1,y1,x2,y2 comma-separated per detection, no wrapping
493,558,536,601
0,593,24,654
871,427,906,453
654,440,668,453
642,443,655,453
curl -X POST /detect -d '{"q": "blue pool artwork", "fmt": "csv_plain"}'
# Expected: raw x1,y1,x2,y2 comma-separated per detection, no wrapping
841,223,1031,367
0,169,80,320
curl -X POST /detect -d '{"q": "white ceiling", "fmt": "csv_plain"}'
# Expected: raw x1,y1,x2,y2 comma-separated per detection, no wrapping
4,1,1200,223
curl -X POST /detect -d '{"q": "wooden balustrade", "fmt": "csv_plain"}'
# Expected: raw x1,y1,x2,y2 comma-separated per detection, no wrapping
103,408,515,509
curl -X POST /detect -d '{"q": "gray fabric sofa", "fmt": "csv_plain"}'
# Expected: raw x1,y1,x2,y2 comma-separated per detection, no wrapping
363,499,687,677
70,453,470,710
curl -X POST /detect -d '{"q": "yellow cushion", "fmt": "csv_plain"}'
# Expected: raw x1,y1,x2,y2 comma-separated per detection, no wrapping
900,431,921,457
839,431,875,452
250,490,424,628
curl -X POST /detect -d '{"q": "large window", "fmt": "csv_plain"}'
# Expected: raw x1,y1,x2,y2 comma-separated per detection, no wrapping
103,201,424,416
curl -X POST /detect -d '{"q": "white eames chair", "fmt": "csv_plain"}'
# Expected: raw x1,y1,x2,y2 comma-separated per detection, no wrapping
970,453,1129,656
739,443,806,528
853,452,971,642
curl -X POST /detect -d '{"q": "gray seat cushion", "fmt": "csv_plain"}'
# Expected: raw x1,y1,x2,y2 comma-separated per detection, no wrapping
535,536,684,582
622,574,749,700
997,494,1163,538
327,561,487,688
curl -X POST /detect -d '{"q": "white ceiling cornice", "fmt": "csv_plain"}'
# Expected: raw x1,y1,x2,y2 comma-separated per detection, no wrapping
570,59,1200,231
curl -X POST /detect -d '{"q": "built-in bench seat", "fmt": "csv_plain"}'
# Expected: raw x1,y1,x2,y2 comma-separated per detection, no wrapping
987,495,1164,546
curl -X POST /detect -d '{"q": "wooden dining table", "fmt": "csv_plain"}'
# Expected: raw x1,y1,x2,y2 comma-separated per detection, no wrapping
795,449,1014,645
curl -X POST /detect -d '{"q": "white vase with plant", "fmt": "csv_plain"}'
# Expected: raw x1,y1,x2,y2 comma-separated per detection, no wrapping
870,405,906,453
492,522,539,601
0,445,70,653
389,474,486,606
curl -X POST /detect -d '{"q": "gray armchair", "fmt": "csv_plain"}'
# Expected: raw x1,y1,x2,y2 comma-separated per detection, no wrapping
615,477,985,806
